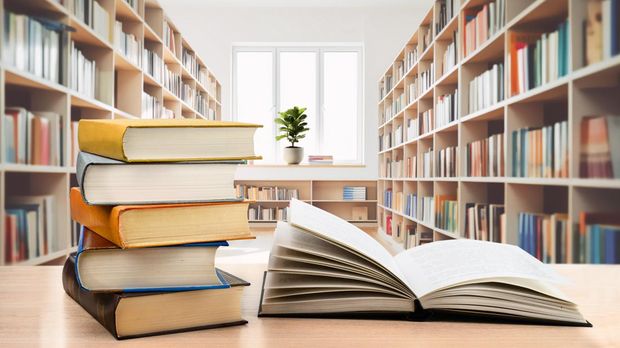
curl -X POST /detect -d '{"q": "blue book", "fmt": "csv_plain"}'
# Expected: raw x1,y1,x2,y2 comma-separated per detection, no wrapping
605,227,616,264
75,227,231,292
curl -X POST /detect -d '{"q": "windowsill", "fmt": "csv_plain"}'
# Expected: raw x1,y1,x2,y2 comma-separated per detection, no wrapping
242,163,366,168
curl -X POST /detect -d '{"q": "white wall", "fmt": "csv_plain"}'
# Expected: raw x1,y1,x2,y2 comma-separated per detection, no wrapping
159,1,432,180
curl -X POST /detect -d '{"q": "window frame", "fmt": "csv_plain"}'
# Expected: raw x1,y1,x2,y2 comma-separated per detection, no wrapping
232,44,364,164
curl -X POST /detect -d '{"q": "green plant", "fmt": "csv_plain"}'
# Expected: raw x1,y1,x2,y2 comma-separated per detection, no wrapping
275,106,310,147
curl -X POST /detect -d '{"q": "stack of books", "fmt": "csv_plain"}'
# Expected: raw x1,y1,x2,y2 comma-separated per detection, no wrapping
308,155,334,165
579,115,620,178
343,186,367,200
63,119,261,339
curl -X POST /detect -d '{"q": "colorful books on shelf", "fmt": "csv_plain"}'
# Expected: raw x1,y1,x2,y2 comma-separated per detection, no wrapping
406,118,419,140
518,212,574,263
435,195,457,233
579,212,620,264
236,185,299,201
435,89,458,128
579,115,620,178
404,193,418,219
3,11,65,84
584,0,620,66
466,132,504,177
510,20,569,96
343,186,367,201
70,41,98,99
385,214,393,235
65,118,258,339
308,155,334,164
421,196,435,226
437,145,457,177
4,107,63,166
259,199,588,326
512,120,568,178
462,0,505,58
422,147,433,178
4,195,55,264
435,0,458,34
384,188,393,209
468,62,504,114
465,203,505,243
114,21,142,67
248,205,288,222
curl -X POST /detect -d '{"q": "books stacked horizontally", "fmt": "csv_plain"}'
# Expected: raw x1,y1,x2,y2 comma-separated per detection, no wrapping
579,115,620,178
63,119,261,339
343,186,367,201
308,155,334,165
258,199,588,326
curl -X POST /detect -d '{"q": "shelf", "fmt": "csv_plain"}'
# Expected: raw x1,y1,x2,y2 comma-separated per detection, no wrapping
1,164,69,173
116,0,143,22
3,66,67,93
12,249,68,266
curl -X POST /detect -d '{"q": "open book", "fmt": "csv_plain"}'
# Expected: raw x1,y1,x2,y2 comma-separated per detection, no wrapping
258,199,590,326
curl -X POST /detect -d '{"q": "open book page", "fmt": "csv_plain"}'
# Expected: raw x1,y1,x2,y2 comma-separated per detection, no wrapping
394,239,566,298
288,199,410,290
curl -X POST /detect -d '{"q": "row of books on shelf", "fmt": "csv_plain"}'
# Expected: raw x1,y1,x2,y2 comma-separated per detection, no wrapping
386,93,406,120
465,203,505,243
182,48,201,82
66,0,110,42
3,11,64,84
379,132,392,151
383,158,402,178
510,20,569,96
163,21,177,55
394,124,403,146
143,47,164,84
435,0,458,34
141,92,173,119
512,120,568,178
343,186,367,201
462,0,505,58
437,145,457,177
405,46,418,72
435,89,458,128
421,109,433,134
419,63,434,93
469,62,504,114
394,61,405,82
440,31,458,76
404,193,417,219
3,107,65,166
407,78,418,104
585,0,620,66
114,21,142,68
435,195,457,233
579,115,620,178
518,211,620,264
4,195,56,264
466,132,505,177
70,41,99,99
420,196,434,226
164,65,182,96
406,226,433,248
248,205,288,222
422,147,433,177
308,155,333,164
235,185,299,201
407,118,419,140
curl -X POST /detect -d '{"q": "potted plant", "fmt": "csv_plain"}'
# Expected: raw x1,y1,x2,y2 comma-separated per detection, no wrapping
275,106,309,165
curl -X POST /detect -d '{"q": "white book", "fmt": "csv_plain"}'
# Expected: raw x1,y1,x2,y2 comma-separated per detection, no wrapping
602,0,612,59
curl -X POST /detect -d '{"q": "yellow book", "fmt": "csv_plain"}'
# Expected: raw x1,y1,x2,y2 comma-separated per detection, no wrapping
78,119,262,162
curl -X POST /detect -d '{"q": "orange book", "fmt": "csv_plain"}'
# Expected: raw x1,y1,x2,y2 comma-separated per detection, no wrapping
70,188,254,248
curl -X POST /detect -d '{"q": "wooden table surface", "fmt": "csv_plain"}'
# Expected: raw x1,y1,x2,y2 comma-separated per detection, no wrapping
0,264,619,347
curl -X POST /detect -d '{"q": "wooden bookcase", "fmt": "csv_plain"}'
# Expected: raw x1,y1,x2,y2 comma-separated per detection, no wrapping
0,0,222,265
235,180,378,227
377,0,620,255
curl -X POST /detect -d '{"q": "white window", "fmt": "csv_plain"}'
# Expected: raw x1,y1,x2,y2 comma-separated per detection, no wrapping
233,45,363,164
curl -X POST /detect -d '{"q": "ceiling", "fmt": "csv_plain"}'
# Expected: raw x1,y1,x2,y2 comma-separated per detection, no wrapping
158,0,432,8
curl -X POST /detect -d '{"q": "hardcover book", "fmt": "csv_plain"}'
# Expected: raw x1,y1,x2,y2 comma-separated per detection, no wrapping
76,152,242,205
75,227,231,292
77,118,262,162
258,199,590,326
63,254,249,339
70,187,253,248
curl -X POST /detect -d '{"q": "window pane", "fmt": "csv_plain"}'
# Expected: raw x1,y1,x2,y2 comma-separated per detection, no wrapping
278,51,317,160
235,51,274,163
322,51,358,161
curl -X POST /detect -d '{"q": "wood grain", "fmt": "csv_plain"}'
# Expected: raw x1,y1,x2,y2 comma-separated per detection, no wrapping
0,264,619,347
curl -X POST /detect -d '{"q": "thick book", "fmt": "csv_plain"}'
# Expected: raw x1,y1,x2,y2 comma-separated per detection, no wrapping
75,227,230,292
70,187,253,248
77,119,262,162
76,152,242,204
63,254,249,339
258,199,590,326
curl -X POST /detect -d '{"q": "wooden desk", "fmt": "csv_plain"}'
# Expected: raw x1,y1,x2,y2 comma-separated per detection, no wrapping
0,264,619,347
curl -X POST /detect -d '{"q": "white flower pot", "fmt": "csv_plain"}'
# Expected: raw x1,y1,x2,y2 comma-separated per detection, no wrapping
283,146,303,165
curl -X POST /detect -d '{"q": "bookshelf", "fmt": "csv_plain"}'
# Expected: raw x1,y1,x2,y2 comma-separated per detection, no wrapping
235,180,378,227
0,0,222,265
378,0,620,258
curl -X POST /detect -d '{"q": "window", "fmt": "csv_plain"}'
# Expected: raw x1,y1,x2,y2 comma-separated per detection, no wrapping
233,45,363,164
